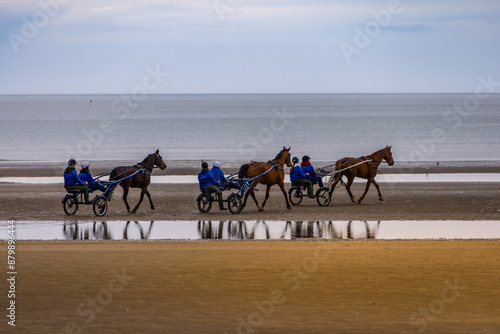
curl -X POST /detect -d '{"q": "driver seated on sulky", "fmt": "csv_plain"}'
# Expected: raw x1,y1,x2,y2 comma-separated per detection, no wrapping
63,159,92,204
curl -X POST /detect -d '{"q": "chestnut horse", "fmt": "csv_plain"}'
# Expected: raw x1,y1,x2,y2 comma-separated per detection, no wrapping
331,146,394,204
238,147,292,211
109,149,167,213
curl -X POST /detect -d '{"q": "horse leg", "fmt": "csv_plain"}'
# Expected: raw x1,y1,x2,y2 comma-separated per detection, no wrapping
260,184,272,210
122,186,132,213
371,179,384,201
132,189,146,214
331,173,342,193
243,183,262,211
345,177,356,203
278,181,291,209
358,178,373,204
250,189,263,211
146,190,155,210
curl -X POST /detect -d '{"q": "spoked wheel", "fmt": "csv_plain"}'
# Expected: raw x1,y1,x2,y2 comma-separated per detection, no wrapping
93,196,108,217
63,195,78,215
197,193,212,213
227,193,243,214
288,187,303,205
316,187,332,207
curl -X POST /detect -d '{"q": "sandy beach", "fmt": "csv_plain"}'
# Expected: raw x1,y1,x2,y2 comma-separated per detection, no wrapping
1,161,499,333
1,240,499,334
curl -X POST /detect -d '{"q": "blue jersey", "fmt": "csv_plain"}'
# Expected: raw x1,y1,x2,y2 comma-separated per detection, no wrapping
64,167,86,186
79,171,96,185
302,164,317,179
290,164,307,181
211,167,227,184
198,169,218,189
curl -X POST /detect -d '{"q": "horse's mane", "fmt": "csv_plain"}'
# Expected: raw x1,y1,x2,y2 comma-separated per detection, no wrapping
370,146,389,157
274,150,284,160
140,154,153,164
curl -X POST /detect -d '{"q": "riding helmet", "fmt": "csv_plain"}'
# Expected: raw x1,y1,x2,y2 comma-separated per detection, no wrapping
302,155,310,162
292,157,299,164
68,159,77,166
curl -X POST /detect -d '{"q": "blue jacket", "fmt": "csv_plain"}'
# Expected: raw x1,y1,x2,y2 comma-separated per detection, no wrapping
64,167,86,186
79,171,97,185
211,167,227,184
290,164,307,181
302,164,317,180
198,169,218,190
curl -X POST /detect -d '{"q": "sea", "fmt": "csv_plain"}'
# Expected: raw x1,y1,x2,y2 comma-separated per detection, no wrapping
1,94,499,163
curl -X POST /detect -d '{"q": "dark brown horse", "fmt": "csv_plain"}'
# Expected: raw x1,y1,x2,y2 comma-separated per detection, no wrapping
109,150,167,214
331,146,394,204
238,147,292,211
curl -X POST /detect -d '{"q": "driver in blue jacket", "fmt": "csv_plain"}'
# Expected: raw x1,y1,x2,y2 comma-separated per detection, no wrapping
79,161,106,192
290,157,314,198
301,155,324,188
211,161,239,190
64,159,92,204
198,161,227,210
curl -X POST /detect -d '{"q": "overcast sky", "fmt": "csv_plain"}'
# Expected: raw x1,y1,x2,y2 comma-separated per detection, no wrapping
1,0,499,94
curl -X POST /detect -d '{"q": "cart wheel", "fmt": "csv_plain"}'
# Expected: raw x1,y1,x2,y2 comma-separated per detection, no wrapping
197,193,212,213
316,187,331,207
63,195,78,215
227,193,243,214
288,187,303,205
93,196,108,217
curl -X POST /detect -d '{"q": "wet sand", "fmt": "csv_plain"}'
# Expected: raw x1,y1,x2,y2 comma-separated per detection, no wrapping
2,240,499,333
1,181,499,221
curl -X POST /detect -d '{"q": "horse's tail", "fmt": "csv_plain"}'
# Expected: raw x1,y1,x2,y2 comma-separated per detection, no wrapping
109,168,118,181
334,159,345,172
334,159,346,184
238,164,250,179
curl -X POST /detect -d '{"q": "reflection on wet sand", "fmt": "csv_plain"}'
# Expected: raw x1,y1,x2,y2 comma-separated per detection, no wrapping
62,220,381,241
9,220,497,241
198,220,380,240
64,221,155,240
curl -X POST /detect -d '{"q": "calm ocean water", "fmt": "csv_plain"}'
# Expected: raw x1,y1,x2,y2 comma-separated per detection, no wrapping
1,94,499,163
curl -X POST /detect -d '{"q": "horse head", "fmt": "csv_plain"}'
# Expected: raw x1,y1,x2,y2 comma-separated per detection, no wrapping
281,146,292,167
154,149,167,170
384,146,394,166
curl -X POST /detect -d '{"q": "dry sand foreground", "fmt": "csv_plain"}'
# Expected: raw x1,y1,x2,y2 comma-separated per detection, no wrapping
1,241,499,334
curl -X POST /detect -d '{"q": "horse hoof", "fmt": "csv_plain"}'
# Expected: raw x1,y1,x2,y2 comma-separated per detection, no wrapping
287,206,291,210
258,206,264,211
357,199,362,204
151,206,155,210
132,209,137,214
128,210,133,214
379,198,384,202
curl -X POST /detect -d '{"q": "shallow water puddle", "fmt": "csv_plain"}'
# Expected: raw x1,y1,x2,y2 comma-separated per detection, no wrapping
1,220,499,241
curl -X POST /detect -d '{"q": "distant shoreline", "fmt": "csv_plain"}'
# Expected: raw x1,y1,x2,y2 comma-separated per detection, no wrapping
1,160,499,177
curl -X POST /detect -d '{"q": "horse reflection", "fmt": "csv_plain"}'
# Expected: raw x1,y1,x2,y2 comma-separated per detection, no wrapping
123,221,154,240
198,220,271,240
347,221,380,239
282,221,339,239
63,221,154,240
63,221,111,240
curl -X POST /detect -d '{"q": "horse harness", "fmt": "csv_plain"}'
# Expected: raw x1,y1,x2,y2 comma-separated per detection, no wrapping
133,164,151,184
269,160,285,183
